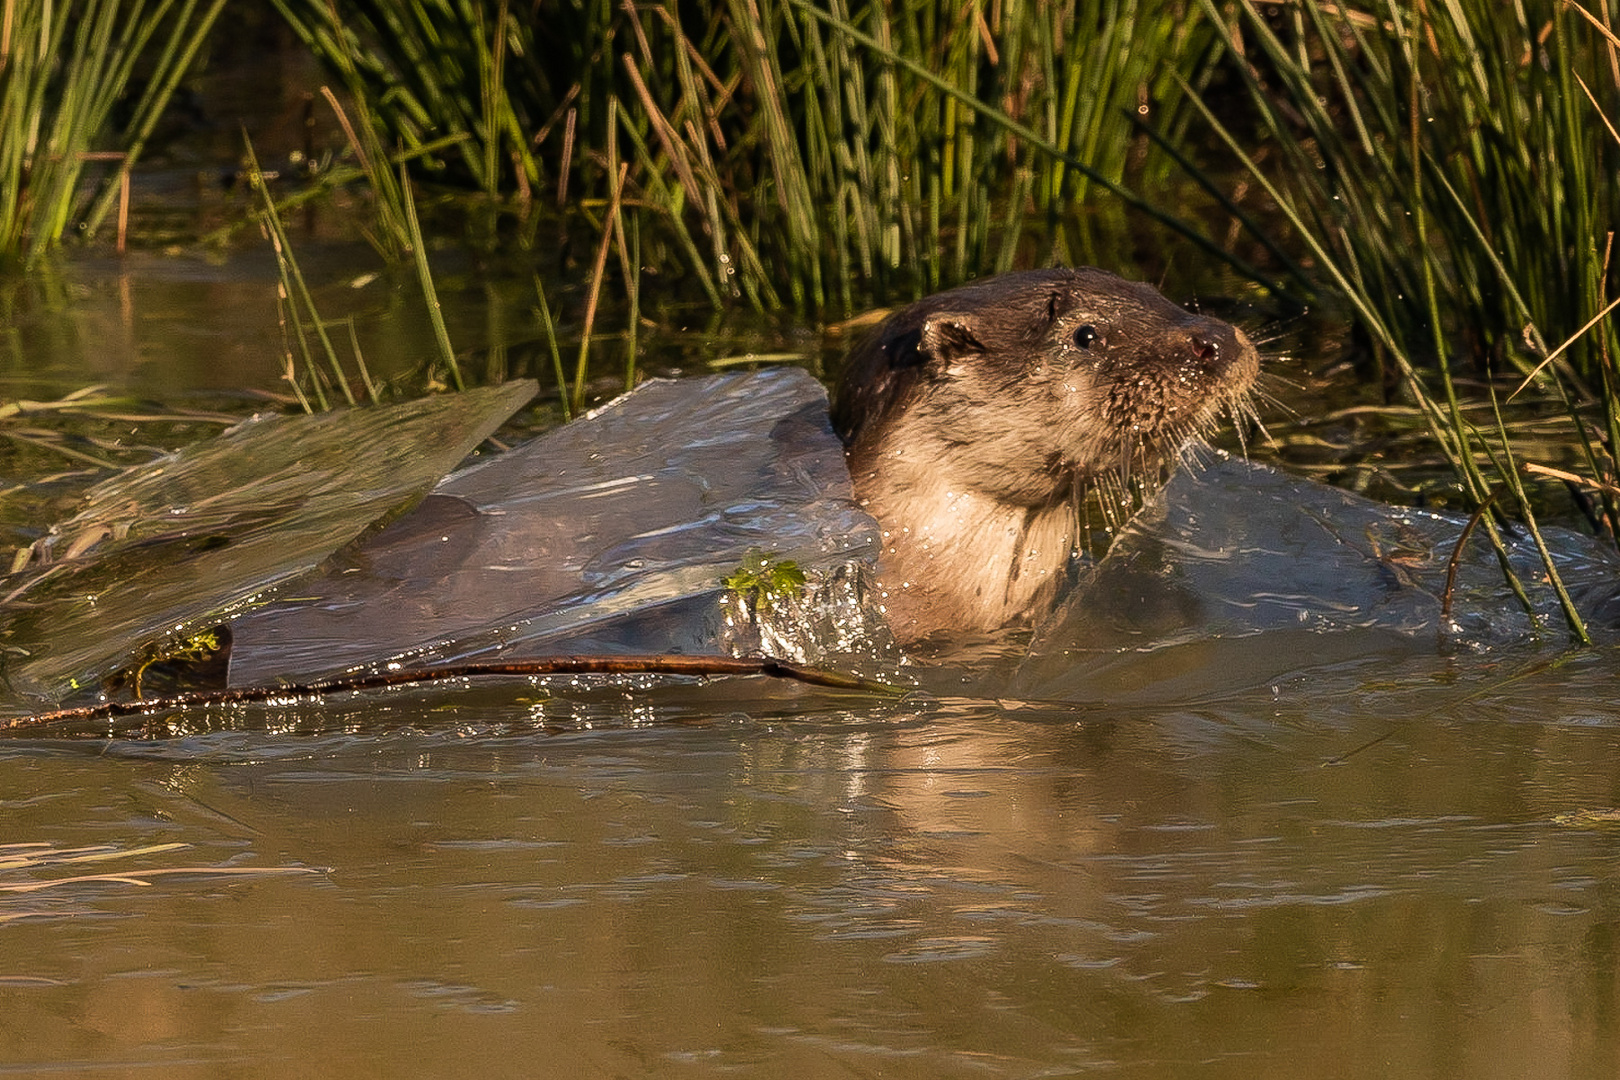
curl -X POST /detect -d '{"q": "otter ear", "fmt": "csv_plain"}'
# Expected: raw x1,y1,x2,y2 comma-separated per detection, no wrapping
919,313,984,369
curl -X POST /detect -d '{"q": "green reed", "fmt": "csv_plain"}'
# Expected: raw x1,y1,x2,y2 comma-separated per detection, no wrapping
0,0,225,262
273,0,1227,312
400,167,467,393
271,0,541,199
1180,0,1618,639
10,0,1602,632
1192,0,1616,382
245,138,380,411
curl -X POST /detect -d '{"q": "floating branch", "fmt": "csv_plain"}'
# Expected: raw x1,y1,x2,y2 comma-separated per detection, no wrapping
2,654,911,734
0,842,319,912
0,866,320,894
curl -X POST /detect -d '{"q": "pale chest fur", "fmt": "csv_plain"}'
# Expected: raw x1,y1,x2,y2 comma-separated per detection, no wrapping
852,435,1077,640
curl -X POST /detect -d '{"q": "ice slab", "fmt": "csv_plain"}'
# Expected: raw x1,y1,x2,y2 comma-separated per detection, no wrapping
1017,452,1620,702
225,368,885,685
0,381,537,708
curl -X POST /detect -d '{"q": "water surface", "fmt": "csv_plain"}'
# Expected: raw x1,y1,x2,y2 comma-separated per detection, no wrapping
5,661,1620,1078
4,253,1619,1079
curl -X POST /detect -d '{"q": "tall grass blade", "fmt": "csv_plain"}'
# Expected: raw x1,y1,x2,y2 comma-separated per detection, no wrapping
572,158,629,415
245,136,353,410
0,0,224,260
400,167,465,393
533,275,571,420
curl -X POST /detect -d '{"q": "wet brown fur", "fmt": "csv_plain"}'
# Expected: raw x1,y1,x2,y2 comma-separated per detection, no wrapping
834,267,1260,642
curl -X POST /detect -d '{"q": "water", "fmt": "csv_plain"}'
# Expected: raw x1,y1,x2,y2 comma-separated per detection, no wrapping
6,253,1620,1078
5,669,1620,1078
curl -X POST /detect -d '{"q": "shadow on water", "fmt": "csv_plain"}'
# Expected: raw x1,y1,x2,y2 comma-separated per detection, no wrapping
7,263,1620,1077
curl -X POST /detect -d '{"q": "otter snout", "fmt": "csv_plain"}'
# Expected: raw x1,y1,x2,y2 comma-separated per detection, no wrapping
1183,319,1257,380
1102,314,1259,451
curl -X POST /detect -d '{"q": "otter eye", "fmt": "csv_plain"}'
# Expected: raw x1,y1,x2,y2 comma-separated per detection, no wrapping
1072,325,1099,349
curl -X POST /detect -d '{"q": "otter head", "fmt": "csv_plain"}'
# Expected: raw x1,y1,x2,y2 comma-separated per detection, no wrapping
833,267,1262,639
834,266,1260,507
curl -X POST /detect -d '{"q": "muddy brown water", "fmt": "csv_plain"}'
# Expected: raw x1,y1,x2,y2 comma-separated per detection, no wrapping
4,254,1620,1078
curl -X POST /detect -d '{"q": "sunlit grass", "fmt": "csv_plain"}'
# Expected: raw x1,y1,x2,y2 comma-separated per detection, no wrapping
0,0,227,262
5,1,1617,638
270,0,541,199
272,0,1234,313
245,136,485,405
1177,0,1619,639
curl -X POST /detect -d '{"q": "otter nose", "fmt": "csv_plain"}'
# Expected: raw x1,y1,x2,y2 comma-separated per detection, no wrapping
1191,332,1220,363
1189,325,1240,371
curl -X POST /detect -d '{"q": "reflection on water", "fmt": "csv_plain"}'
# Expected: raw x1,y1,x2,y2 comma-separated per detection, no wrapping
4,657,1620,1078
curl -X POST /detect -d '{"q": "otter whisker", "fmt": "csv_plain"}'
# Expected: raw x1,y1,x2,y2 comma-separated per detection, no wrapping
1229,412,1253,457
1255,367,1303,395
1242,311,1309,352
1235,397,1275,452
1177,437,1219,473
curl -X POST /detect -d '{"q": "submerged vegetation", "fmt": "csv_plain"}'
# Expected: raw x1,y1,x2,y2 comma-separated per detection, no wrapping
0,841,317,919
2,0,1619,637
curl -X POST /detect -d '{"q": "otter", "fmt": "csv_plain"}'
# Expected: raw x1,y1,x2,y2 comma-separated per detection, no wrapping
833,266,1261,642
